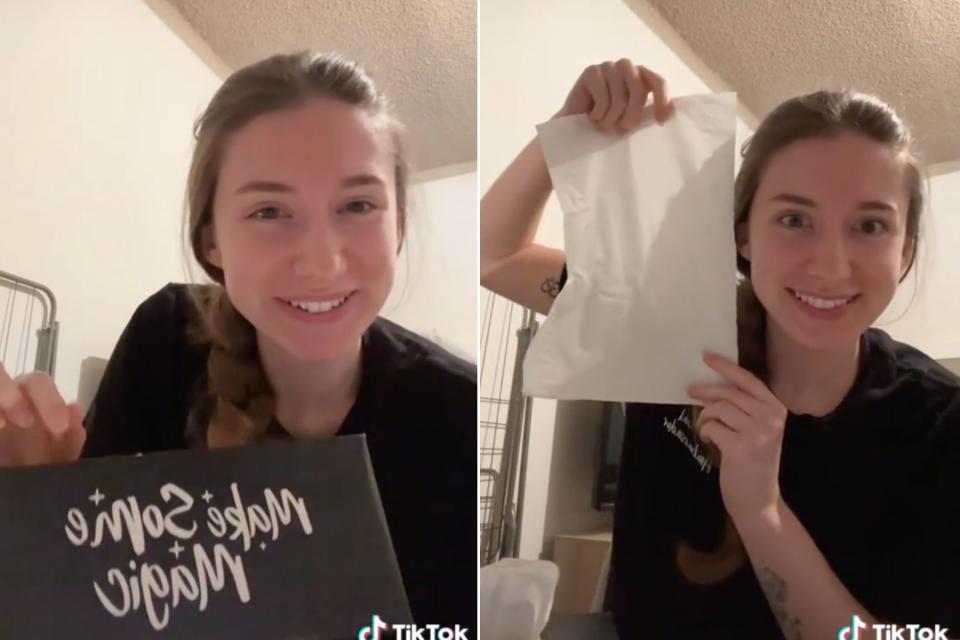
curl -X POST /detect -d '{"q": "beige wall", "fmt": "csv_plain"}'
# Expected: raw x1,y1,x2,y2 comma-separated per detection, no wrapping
940,358,960,377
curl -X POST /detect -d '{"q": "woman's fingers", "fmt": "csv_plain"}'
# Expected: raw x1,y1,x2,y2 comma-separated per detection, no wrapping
563,60,673,132
55,403,86,462
0,362,33,429
19,372,70,436
68,402,85,430
619,61,649,131
702,352,779,405
697,399,747,434
688,382,765,418
639,66,672,123
583,65,611,124
0,402,84,467
698,418,736,452
598,61,627,130
0,365,84,467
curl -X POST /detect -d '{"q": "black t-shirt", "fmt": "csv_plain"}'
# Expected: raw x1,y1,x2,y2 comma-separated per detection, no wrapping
81,283,477,630
560,265,960,637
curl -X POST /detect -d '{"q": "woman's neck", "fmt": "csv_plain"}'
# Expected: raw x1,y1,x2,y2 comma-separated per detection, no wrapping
765,320,861,417
256,334,362,438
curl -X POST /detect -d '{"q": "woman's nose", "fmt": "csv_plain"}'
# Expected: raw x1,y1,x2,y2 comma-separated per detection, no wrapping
291,219,346,280
806,233,853,281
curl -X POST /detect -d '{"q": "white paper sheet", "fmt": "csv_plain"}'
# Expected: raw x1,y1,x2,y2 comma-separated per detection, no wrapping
523,93,739,403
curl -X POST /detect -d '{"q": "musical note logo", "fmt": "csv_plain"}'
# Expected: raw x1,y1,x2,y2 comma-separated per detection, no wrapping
838,614,867,640
357,614,389,640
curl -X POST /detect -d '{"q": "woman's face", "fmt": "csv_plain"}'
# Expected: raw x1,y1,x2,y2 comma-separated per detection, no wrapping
206,98,400,361
739,132,914,351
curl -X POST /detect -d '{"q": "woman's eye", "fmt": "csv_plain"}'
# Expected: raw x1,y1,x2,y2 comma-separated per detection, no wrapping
250,206,284,220
858,219,889,235
778,212,808,229
341,200,376,215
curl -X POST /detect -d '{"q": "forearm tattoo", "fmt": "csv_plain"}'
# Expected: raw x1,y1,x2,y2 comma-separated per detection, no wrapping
540,276,561,298
759,566,802,640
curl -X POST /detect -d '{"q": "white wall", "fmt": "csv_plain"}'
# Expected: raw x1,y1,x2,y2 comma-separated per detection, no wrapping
878,166,960,358
0,0,476,411
384,171,477,361
0,0,222,402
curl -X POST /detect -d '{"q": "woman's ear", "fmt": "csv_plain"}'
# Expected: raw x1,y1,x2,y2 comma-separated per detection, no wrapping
735,221,751,262
395,208,406,255
900,236,917,279
203,225,222,268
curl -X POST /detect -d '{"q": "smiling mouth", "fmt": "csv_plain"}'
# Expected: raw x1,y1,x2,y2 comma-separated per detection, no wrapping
788,288,859,310
279,292,354,314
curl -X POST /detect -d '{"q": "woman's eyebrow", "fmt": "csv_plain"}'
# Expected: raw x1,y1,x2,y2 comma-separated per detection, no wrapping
340,174,386,188
770,193,817,207
234,175,385,195
858,200,898,214
770,192,898,214
235,180,294,195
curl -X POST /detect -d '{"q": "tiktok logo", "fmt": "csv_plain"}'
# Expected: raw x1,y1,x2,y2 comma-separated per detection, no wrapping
838,614,950,640
357,614,470,639
358,614,389,640
838,614,868,639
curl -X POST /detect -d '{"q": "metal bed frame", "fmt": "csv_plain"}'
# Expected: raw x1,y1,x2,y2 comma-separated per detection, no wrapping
0,270,59,376
479,290,537,565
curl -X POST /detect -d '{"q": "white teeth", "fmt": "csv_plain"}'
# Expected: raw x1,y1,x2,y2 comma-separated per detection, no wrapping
286,295,348,314
793,290,854,310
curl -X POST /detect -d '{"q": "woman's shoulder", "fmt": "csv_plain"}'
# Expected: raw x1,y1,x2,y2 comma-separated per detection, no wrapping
865,328,960,390
82,284,208,457
357,319,475,437
863,328,960,429
129,282,204,326
110,283,210,388
130,282,216,341
364,317,476,391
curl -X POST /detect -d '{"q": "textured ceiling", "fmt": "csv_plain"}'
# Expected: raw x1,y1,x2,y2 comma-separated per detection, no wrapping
637,0,960,168
152,0,476,176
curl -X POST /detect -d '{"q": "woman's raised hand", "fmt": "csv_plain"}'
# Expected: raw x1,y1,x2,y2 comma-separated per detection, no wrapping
556,59,674,132
0,362,85,467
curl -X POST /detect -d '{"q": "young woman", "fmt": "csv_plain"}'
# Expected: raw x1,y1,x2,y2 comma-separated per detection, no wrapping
0,51,475,628
481,59,959,638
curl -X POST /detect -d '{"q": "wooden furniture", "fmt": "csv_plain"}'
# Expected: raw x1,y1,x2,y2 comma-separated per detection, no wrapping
551,531,612,614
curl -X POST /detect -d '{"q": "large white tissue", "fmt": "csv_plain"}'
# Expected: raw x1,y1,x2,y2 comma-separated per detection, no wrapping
524,93,739,403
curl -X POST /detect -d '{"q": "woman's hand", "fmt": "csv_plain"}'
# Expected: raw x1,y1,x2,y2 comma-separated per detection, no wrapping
0,362,85,467
688,352,788,529
556,59,675,131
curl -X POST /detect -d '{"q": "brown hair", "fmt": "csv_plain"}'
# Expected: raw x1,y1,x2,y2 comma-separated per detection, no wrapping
182,51,408,448
677,90,925,584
